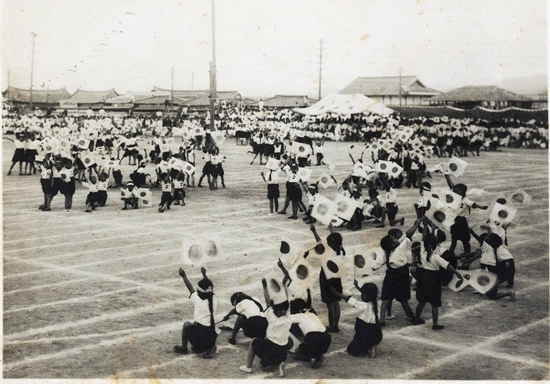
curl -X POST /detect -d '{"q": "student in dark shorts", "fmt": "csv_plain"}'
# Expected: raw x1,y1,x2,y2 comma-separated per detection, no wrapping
334,281,383,357
174,267,218,359
291,309,331,368
443,171,488,255
221,292,267,345
261,169,280,215
413,218,463,330
239,278,291,377
316,227,346,333
378,219,421,326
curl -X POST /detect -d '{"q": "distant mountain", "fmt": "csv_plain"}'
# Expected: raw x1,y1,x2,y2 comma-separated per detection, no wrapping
498,75,547,95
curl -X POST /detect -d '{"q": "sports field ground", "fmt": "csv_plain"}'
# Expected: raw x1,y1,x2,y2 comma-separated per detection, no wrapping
3,138,549,381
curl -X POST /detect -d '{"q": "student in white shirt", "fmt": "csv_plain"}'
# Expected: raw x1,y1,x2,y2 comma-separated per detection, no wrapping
158,175,173,212
261,169,280,215
183,144,196,187
172,172,186,206
221,292,267,345
460,233,516,301
479,233,516,296
378,220,421,326
413,219,463,330
239,278,291,377
334,282,383,358
83,175,100,213
7,133,26,176
97,172,109,207
38,155,53,211
379,174,405,227
121,181,138,210
61,159,76,212
443,171,488,255
174,267,218,359
291,309,331,368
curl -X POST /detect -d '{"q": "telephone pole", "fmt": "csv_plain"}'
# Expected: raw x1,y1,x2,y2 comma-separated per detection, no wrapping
171,67,174,113
30,32,37,110
398,67,402,107
318,39,323,100
209,0,217,131
191,71,195,91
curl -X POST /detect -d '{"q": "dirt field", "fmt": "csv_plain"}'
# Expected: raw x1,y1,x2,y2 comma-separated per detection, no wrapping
3,137,549,381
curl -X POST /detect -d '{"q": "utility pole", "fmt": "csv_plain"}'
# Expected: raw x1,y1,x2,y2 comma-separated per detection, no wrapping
398,67,402,107
171,67,174,113
7,70,10,100
209,0,217,131
30,32,37,111
191,71,194,91
318,39,323,100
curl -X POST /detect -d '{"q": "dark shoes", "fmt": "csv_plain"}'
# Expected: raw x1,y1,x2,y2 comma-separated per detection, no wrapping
174,345,188,354
203,346,217,359
294,351,311,363
312,355,324,369
410,318,425,325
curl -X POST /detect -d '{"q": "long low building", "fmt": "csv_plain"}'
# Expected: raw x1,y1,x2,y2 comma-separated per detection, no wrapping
339,76,440,107
3,86,72,110
59,89,119,110
428,85,539,109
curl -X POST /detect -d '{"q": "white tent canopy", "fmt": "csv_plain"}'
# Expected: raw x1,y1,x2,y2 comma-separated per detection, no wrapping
294,93,394,117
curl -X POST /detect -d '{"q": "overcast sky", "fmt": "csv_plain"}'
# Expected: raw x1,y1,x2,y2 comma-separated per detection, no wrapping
2,0,547,98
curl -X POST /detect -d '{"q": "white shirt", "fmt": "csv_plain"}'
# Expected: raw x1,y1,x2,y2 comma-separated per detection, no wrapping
420,244,449,271
123,188,136,198
264,306,291,346
40,167,52,179
291,312,326,335
388,237,412,269
157,161,169,174
14,139,25,149
346,296,377,324
161,181,172,193
189,291,218,327
235,298,265,318
173,179,185,189
489,221,507,243
265,170,279,184
97,180,108,191
385,188,397,204
480,242,513,266
84,181,99,193
455,197,474,217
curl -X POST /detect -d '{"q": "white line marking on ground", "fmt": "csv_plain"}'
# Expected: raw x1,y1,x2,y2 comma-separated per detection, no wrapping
395,317,549,380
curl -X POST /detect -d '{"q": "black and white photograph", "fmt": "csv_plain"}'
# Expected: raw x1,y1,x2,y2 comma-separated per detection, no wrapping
2,0,548,381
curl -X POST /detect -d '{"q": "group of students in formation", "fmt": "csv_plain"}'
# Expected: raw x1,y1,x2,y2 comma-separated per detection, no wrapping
256,124,433,231
174,142,519,377
174,199,517,377
6,124,228,213
174,226,382,377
